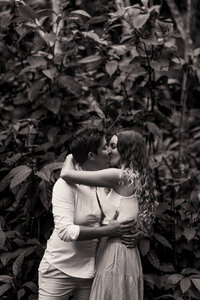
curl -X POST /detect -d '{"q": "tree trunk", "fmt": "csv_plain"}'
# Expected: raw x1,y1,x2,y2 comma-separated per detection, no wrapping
165,0,186,40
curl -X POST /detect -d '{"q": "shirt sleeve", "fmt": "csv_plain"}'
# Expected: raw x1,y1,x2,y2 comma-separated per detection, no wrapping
52,178,80,242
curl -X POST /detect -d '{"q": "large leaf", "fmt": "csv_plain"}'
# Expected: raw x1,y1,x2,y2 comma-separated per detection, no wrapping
146,121,161,138
39,180,52,210
40,162,63,181
106,61,118,77
42,68,56,80
141,0,149,8
154,233,172,249
133,12,150,29
18,5,37,21
147,250,160,269
10,168,32,189
35,171,50,182
191,278,200,291
22,281,38,293
183,228,196,241
18,289,25,300
167,274,183,285
58,76,82,96
139,238,150,256
0,284,11,297
12,251,26,277
70,10,91,18
46,97,61,115
0,275,13,283
0,165,31,191
82,31,108,45
27,56,47,68
182,268,200,275
15,181,30,205
180,278,191,294
0,248,25,266
78,54,102,64
0,230,6,249
28,80,44,102
159,263,175,273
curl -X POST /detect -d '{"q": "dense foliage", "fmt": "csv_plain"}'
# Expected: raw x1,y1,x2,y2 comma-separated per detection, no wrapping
0,0,200,299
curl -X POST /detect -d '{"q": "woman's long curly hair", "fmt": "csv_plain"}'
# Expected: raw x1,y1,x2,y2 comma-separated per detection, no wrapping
115,130,157,236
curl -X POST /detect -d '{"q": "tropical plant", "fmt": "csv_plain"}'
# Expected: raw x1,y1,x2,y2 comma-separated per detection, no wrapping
0,0,200,299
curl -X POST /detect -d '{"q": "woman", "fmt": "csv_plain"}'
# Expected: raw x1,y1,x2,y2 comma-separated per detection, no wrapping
61,130,157,300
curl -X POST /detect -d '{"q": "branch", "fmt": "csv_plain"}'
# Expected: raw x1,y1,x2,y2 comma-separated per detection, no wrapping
165,0,186,40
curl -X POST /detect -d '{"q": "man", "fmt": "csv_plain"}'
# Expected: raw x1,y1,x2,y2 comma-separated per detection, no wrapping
38,127,141,300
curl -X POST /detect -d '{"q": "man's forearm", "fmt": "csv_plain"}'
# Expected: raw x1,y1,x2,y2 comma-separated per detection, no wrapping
77,225,114,241
77,219,135,241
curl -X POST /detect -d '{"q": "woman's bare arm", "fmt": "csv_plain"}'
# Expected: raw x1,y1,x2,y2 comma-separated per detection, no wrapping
61,168,121,188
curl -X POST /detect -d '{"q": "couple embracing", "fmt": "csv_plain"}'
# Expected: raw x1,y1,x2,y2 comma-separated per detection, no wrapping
38,127,157,300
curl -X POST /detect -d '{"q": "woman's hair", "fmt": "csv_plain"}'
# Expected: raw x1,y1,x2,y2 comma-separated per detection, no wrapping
116,130,157,236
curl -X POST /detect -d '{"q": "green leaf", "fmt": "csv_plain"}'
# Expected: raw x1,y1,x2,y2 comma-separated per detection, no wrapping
141,0,149,8
39,180,52,210
28,80,43,102
27,56,47,68
40,162,63,181
159,263,175,273
154,233,172,249
58,76,82,96
182,268,200,275
191,278,200,291
139,238,150,256
13,251,26,277
15,181,30,205
0,275,13,283
147,250,160,269
18,289,25,300
46,98,61,115
175,198,185,207
105,61,118,77
183,228,196,241
42,69,56,80
146,121,161,138
0,165,31,191
180,278,191,294
133,13,150,29
167,274,183,285
70,10,91,18
82,31,108,45
0,284,11,297
22,281,38,293
35,171,50,182
78,55,102,64
10,168,32,189
0,230,6,249
18,5,37,21
1,249,24,266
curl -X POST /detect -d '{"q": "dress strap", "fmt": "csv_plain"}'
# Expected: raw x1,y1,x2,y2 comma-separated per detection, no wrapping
95,188,105,225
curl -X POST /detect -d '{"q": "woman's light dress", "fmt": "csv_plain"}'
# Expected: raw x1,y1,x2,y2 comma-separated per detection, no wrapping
89,188,143,300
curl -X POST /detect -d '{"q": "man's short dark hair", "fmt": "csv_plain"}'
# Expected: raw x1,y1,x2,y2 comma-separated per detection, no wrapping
69,127,105,165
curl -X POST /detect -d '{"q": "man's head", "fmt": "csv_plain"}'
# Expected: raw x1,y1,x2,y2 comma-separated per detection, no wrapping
69,127,109,170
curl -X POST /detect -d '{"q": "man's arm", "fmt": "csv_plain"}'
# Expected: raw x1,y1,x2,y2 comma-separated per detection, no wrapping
121,230,145,248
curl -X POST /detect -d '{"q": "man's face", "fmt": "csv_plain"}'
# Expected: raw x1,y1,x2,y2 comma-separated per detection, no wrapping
93,137,109,170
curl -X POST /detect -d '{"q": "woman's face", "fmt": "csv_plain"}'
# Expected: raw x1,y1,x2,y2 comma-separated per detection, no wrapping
108,135,121,167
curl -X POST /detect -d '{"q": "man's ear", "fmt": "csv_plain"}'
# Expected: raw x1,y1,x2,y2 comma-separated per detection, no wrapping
88,152,96,161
